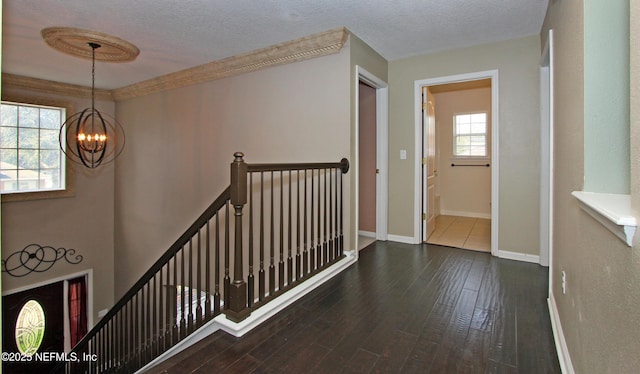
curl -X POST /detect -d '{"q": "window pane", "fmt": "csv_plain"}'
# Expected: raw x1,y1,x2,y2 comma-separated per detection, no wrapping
19,128,39,149
17,170,41,191
40,150,61,169
1,149,18,166
40,129,59,150
40,109,61,129
471,113,486,123
1,170,18,192
470,122,486,134
16,300,46,357
456,122,471,135
470,146,486,156
18,106,39,128
18,149,39,169
1,126,17,148
41,168,61,189
1,104,18,126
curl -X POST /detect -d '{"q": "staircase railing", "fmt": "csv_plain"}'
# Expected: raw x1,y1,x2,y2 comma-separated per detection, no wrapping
56,152,349,373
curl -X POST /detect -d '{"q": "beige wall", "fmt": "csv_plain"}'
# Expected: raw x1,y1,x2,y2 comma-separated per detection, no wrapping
433,87,492,218
543,0,640,372
114,46,352,295
0,88,116,324
388,36,541,255
358,82,376,233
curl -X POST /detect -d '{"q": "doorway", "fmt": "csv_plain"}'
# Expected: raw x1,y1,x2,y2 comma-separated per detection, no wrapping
356,66,389,251
2,273,90,373
414,70,499,256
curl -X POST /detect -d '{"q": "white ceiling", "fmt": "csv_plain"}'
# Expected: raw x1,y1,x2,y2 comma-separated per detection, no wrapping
2,0,549,90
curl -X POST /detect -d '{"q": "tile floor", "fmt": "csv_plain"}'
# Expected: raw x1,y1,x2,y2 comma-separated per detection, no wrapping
427,215,491,252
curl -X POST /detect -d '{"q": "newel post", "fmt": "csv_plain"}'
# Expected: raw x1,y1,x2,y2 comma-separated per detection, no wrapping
227,152,251,322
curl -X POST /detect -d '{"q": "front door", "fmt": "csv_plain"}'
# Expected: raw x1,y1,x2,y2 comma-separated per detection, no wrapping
3,281,65,373
423,86,437,241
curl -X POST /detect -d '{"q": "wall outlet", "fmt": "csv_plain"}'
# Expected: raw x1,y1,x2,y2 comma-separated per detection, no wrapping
400,149,407,160
561,271,566,294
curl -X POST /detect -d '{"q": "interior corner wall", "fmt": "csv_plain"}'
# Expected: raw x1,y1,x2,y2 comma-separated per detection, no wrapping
388,35,541,255
0,88,116,324
348,32,388,250
543,1,640,372
114,47,351,296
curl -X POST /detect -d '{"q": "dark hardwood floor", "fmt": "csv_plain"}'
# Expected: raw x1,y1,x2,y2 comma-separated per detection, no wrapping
149,241,561,373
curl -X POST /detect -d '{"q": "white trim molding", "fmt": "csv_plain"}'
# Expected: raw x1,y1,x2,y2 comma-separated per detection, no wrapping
572,191,637,246
387,234,418,244
548,293,576,374
414,70,499,254
497,250,540,264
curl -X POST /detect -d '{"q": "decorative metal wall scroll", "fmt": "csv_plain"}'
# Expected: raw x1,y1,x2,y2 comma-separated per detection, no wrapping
1,244,83,277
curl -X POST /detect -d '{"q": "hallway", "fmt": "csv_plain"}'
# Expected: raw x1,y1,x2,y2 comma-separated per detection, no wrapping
150,241,559,373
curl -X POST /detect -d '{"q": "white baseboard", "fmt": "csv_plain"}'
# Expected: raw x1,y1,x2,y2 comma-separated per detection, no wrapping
358,230,376,238
548,293,575,374
497,250,540,264
440,209,491,219
387,234,419,244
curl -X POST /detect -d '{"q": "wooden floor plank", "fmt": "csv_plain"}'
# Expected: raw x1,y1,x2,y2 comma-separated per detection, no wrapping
148,242,560,374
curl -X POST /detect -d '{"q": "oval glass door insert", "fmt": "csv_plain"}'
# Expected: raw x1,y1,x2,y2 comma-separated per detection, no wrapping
15,299,46,356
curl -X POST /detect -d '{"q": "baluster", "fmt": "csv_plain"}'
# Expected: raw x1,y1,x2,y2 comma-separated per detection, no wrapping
269,171,276,295
317,167,322,270
324,167,329,265
196,230,202,327
330,167,335,262
214,213,221,315
303,169,308,276
159,265,164,354
224,201,230,309
296,170,301,281
248,172,255,307
146,282,151,362
171,256,178,344
205,221,212,320
259,172,265,301
279,170,285,290
180,247,186,338
340,158,348,255
334,168,339,258
188,239,193,333
288,170,293,284
310,169,315,272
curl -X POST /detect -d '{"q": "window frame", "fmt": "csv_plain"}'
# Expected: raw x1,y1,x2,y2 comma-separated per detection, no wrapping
1,95,75,202
452,111,490,159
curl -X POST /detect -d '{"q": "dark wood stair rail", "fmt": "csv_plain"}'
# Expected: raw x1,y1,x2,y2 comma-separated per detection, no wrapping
54,152,349,374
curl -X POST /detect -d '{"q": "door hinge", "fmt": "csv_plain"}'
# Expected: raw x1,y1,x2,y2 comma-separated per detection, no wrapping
422,157,427,165
422,213,427,220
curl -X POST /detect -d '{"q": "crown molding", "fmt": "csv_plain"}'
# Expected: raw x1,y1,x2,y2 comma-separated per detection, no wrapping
2,28,349,102
2,73,114,101
112,27,349,101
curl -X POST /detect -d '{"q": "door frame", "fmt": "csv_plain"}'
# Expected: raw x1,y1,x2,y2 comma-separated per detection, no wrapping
2,269,94,352
414,69,500,256
355,66,389,244
540,29,554,270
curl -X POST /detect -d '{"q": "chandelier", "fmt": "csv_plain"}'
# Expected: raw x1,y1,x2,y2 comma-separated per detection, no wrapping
42,27,138,169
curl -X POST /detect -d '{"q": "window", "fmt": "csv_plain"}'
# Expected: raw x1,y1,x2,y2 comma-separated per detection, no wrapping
453,112,488,157
0,96,74,201
15,299,46,356
1,101,66,194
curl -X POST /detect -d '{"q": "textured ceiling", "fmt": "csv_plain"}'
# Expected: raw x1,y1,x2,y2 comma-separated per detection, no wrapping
2,0,549,90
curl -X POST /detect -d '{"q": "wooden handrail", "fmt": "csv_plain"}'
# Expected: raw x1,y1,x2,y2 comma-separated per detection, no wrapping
56,152,349,373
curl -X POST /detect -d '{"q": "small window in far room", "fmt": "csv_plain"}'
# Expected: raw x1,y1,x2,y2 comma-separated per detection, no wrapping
453,112,487,157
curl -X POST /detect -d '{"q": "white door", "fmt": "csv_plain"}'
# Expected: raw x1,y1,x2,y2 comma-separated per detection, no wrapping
423,86,437,241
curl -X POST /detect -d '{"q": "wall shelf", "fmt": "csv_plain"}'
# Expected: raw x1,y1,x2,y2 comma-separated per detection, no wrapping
572,191,637,246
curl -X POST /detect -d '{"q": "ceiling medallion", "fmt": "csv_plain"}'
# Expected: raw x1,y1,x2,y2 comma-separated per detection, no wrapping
41,27,139,62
